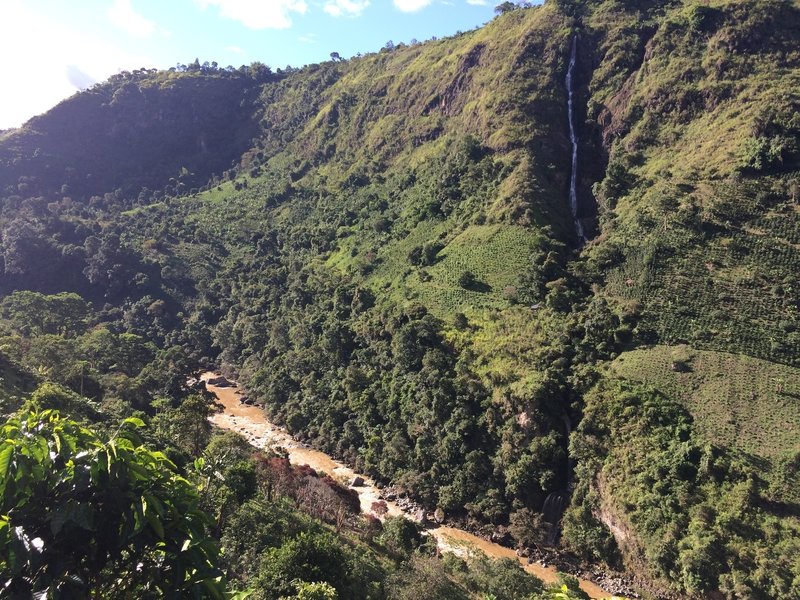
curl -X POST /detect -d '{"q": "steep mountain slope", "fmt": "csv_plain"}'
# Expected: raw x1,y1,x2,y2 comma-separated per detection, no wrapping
0,65,266,200
583,0,800,366
0,1,798,597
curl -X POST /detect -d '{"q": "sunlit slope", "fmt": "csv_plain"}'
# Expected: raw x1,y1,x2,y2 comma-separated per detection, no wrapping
582,0,800,366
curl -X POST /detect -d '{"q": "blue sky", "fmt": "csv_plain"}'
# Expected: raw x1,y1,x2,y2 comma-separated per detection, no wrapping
0,0,542,130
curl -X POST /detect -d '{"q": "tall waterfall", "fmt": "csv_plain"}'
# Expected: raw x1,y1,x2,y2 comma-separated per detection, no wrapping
565,35,586,242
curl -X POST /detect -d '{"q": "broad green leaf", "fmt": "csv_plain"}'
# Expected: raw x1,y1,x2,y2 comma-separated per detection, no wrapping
0,444,13,497
122,417,145,428
50,507,67,536
144,509,165,539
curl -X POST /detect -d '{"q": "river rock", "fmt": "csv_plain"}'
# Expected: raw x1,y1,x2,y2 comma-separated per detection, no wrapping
490,528,510,545
207,376,232,387
433,508,445,524
351,476,365,487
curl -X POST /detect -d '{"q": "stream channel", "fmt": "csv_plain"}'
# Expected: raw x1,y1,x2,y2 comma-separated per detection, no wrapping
202,373,611,599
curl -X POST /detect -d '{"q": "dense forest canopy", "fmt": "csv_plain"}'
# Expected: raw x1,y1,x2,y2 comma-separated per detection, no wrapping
0,0,798,598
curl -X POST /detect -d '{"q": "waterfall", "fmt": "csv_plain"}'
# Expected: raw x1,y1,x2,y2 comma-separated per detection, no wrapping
543,490,569,545
565,35,586,242
538,416,576,545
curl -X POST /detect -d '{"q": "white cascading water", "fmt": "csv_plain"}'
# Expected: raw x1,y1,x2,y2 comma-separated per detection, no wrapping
565,35,586,242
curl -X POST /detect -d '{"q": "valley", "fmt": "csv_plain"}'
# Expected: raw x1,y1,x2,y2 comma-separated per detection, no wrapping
203,372,612,599
0,0,798,598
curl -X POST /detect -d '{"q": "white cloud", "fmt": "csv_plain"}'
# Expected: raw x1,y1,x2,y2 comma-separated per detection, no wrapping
466,0,489,5
393,0,433,11
195,0,308,30
107,0,156,37
324,0,369,17
226,45,245,53
298,33,317,43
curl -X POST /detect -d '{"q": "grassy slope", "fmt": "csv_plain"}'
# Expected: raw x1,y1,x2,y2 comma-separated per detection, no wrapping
0,69,261,199
182,2,578,335
584,0,800,366
556,1,800,594
610,345,800,462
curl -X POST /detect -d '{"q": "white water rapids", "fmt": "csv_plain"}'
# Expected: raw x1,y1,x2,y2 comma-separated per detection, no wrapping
566,35,586,242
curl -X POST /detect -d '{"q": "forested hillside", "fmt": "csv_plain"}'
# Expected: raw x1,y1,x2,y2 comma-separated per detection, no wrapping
0,0,798,598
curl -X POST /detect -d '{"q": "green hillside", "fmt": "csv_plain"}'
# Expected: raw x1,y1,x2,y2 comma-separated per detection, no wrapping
0,0,798,598
611,345,800,462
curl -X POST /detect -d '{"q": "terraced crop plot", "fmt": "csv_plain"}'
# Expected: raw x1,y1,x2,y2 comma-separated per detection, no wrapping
607,206,800,367
610,345,800,461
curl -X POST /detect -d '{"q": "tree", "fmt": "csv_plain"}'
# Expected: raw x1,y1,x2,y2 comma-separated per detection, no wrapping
509,508,548,549
458,270,477,289
286,581,338,599
385,556,464,600
377,516,425,559
494,2,517,15
255,530,350,598
1,291,91,337
461,555,543,600
248,61,273,82
0,410,231,598
329,52,341,62
153,394,218,457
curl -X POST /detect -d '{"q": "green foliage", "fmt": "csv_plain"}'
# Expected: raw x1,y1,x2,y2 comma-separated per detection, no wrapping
0,350,37,414
26,381,103,421
221,498,311,580
386,556,467,600
253,527,383,600
508,508,548,549
544,581,589,600
255,530,350,598
494,2,519,16
457,555,543,600
153,394,219,457
286,581,339,600
0,409,229,598
0,1,798,597
1,291,90,337
587,0,800,369
611,346,800,464
0,67,265,200
376,516,428,559
566,379,800,597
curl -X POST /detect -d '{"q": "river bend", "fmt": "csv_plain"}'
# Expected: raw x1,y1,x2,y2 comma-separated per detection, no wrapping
202,373,610,599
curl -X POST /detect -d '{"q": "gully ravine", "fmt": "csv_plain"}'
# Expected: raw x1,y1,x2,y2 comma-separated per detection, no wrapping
202,373,613,599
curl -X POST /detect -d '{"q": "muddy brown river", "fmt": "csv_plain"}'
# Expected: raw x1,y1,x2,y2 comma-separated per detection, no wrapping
202,373,611,599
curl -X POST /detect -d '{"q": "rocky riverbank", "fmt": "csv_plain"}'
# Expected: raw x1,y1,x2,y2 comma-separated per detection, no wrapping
201,372,621,599
375,484,640,599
